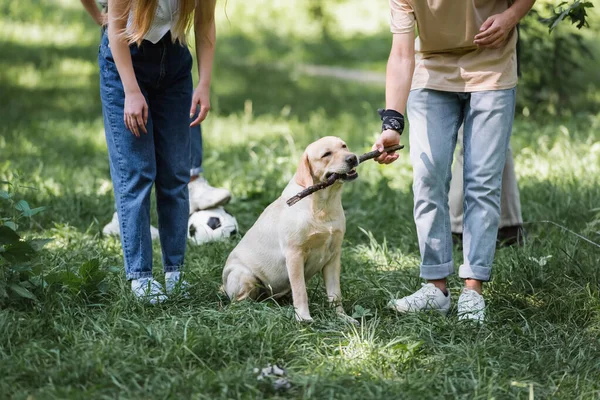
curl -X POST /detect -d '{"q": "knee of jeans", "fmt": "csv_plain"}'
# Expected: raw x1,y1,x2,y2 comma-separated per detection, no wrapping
413,162,448,197
156,169,188,192
464,168,502,194
120,170,155,197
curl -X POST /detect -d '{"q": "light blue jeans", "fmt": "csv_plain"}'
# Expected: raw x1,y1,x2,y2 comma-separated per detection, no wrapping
407,88,516,282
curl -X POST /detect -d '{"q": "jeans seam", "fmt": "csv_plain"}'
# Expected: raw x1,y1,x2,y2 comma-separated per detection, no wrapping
158,40,167,87
447,103,463,263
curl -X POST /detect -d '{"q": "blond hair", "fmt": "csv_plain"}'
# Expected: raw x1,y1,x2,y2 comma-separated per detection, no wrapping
124,0,216,45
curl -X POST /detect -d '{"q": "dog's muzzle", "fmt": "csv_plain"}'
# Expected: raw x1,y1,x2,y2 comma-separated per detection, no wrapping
325,155,359,181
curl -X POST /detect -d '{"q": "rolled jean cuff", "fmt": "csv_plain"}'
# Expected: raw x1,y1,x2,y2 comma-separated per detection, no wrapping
164,264,182,274
420,260,454,280
458,264,492,281
190,166,203,178
126,271,153,281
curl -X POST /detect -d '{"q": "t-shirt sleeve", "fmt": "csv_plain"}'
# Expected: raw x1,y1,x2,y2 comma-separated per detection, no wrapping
389,0,415,34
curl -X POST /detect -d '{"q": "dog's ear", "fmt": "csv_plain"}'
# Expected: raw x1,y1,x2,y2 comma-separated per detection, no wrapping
295,152,313,188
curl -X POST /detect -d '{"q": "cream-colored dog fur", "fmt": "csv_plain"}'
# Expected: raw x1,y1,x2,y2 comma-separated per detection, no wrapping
222,136,359,322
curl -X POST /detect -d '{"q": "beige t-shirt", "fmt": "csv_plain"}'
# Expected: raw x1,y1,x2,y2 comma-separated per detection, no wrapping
389,0,518,92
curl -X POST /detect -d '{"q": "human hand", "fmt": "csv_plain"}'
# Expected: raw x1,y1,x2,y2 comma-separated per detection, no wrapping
474,11,516,49
124,91,148,137
190,84,210,127
372,129,401,164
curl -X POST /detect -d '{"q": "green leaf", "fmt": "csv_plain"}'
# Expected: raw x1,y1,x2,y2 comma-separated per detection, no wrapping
29,276,48,288
10,264,33,273
351,305,374,319
8,283,37,300
0,241,37,263
0,225,21,246
79,259,100,277
3,221,17,231
0,190,12,199
97,281,110,294
14,200,45,218
0,284,7,299
79,259,107,289
25,206,47,217
15,200,31,213
28,238,53,251
45,270,81,290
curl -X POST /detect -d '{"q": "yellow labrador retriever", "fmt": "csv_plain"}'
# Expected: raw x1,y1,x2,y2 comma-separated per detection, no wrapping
222,136,359,322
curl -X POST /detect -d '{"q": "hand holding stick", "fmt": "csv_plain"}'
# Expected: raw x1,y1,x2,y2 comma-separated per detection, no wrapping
286,144,404,206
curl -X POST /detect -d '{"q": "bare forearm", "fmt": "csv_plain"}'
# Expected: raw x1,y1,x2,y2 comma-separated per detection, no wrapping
385,55,414,114
81,0,102,24
107,0,139,94
505,0,536,26
195,21,215,89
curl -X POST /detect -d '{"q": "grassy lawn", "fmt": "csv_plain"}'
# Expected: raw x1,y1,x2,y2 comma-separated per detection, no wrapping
1,0,600,399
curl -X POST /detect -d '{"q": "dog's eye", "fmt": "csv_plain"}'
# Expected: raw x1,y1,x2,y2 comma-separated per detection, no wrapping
341,144,347,149
322,151,332,158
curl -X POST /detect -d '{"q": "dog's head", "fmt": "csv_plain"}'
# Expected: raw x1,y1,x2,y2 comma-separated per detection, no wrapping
295,136,359,188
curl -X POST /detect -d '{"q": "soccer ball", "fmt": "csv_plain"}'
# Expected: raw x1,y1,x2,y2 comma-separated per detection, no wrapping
188,207,238,245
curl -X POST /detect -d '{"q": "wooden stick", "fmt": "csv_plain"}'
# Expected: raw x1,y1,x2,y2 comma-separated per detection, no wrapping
286,144,404,206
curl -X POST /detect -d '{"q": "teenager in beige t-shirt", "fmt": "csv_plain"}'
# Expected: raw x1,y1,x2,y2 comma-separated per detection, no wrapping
372,0,535,321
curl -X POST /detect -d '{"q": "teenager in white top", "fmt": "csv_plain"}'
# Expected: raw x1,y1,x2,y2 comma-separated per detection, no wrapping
81,0,231,243
97,0,217,302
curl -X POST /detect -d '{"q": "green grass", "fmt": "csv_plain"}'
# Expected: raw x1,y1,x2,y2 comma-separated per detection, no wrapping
1,0,600,399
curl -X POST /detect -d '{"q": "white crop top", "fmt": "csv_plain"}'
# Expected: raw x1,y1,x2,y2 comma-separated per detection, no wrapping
125,0,180,44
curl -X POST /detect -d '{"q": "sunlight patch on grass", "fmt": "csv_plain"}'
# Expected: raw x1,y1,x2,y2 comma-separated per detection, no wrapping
316,318,422,378
516,119,600,184
0,21,94,47
215,0,388,40
331,2,389,37
349,230,420,275
215,0,322,41
1,58,97,90
6,64,42,89
204,113,300,149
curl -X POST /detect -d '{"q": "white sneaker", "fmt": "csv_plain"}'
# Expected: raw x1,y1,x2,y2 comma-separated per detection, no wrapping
188,175,231,213
102,211,159,241
164,271,190,295
387,283,451,315
131,278,167,304
458,288,486,322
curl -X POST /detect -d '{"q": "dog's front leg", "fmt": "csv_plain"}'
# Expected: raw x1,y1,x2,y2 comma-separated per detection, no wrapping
285,249,312,322
323,251,358,324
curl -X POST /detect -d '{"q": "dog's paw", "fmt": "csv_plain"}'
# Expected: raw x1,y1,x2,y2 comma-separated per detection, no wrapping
295,313,314,323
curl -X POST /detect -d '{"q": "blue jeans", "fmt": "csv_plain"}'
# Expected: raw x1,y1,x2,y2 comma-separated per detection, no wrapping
100,27,203,177
407,88,516,282
190,120,203,177
99,32,191,280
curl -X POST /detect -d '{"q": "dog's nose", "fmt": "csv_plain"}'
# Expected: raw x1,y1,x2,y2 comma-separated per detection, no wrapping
345,154,358,167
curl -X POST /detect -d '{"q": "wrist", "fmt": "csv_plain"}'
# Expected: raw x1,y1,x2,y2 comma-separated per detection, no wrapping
503,8,519,27
197,80,211,90
378,108,405,135
124,86,141,96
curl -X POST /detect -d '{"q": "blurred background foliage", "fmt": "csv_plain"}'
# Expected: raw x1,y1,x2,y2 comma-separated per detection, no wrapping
214,0,598,117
